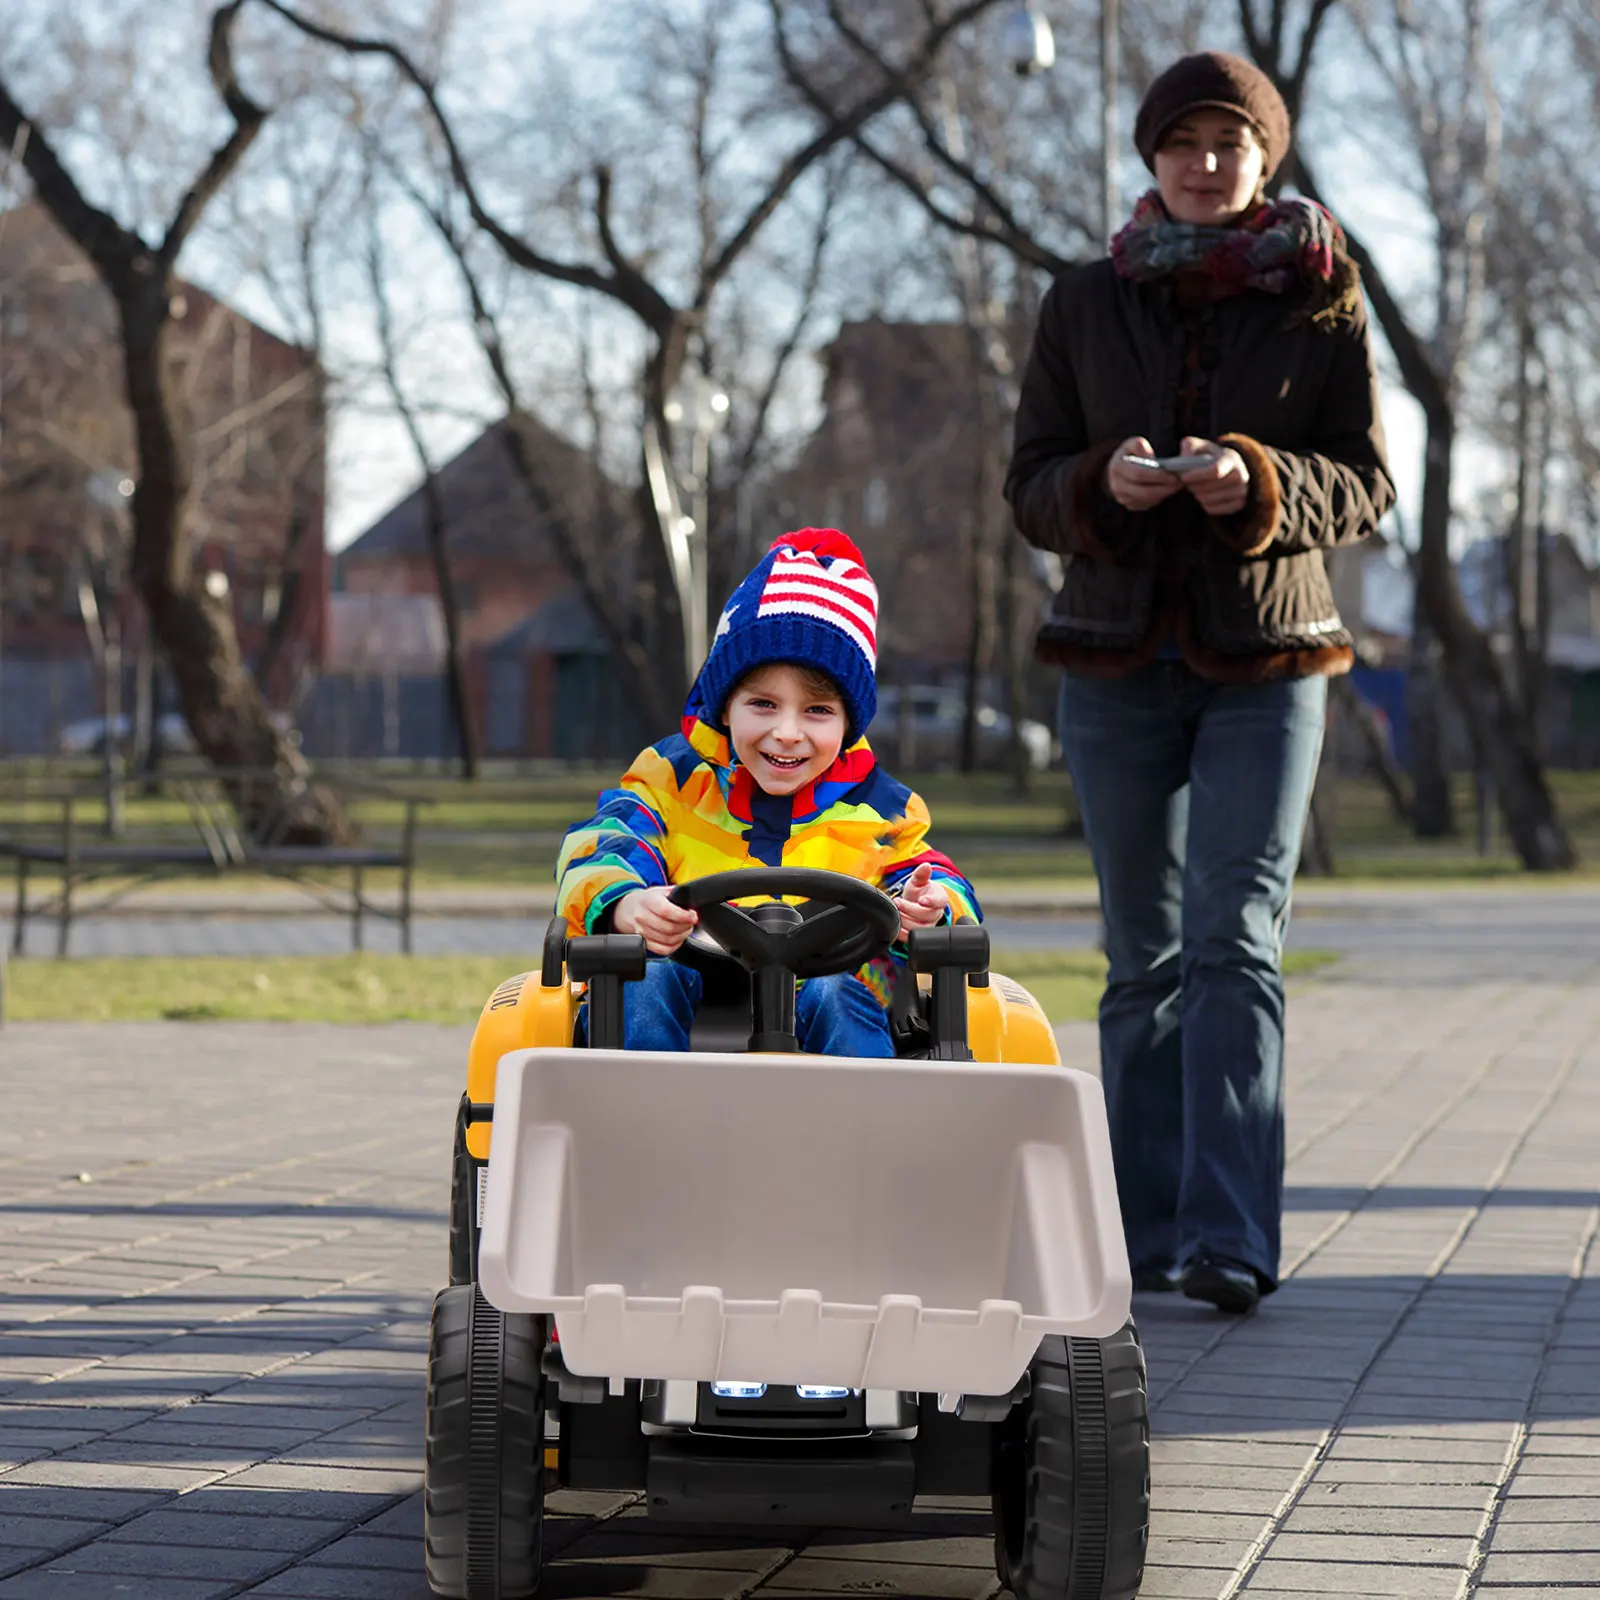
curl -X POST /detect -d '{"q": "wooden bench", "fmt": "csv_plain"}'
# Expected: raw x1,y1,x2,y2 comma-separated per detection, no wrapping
0,767,428,958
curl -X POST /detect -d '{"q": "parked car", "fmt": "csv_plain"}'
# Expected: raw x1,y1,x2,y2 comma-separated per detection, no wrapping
874,685,1055,771
58,712,195,757
58,710,298,756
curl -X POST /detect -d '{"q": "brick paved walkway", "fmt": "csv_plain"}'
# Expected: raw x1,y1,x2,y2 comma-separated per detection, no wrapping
2,936,1598,1597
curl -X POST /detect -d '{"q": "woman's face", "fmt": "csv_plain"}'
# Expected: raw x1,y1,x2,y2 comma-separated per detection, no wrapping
1154,110,1266,226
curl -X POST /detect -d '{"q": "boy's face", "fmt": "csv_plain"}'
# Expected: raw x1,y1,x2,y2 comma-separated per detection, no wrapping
725,664,846,796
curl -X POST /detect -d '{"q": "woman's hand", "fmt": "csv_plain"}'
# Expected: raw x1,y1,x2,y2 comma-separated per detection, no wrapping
1104,436,1185,511
1176,436,1252,515
895,862,951,940
614,886,698,955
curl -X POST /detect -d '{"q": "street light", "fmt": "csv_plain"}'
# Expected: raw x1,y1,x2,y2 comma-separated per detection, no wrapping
663,366,730,675
1002,1,1055,75
83,471,134,834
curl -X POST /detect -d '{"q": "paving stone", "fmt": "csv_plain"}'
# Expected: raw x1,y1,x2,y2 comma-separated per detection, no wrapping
299,1532,420,1570
1472,1590,1600,1599
803,1532,994,1568
35,1539,285,1582
0,1459,221,1492
1478,1552,1600,1583
1265,1532,1478,1564
758,1554,995,1596
0,1528,103,1561
0,1575,231,1599
1278,1505,1486,1537
1239,1557,1463,1594
108,1510,351,1551
4,951,1599,1598
1496,1496,1600,1523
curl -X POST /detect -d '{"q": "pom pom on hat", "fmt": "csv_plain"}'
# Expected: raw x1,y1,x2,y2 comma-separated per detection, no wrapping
690,527,879,743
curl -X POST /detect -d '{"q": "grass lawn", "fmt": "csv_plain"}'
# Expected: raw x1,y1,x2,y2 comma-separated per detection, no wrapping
11,765,1600,893
1,948,1340,1027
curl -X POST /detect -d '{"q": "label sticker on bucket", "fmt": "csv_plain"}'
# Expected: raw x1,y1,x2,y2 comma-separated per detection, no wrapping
476,1165,490,1229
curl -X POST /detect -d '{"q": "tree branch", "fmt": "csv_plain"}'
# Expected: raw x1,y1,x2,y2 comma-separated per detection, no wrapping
769,0,1074,274
393,172,670,722
731,159,842,485
160,3,269,270
250,0,677,325
709,0,1011,302
1292,148,1451,425
0,80,140,272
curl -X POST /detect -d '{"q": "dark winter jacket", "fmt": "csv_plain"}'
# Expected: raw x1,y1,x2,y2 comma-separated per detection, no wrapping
1005,260,1396,681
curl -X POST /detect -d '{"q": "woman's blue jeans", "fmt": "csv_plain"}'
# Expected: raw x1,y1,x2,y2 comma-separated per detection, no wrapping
619,959,896,1057
1057,663,1327,1291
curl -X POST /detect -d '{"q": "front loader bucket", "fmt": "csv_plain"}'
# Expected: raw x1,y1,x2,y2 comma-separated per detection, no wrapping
476,1047,1131,1399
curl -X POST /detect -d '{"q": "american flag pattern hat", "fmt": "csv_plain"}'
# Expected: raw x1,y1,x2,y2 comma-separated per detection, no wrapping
690,528,879,743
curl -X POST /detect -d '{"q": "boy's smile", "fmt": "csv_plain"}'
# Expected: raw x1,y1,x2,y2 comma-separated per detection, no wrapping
725,664,847,797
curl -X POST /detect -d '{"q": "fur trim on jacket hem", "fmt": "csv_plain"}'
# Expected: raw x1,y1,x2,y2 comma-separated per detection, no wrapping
1036,606,1353,685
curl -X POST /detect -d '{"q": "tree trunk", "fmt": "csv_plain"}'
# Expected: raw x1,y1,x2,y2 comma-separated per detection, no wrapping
253,502,310,706
958,502,990,774
1414,412,1574,869
1285,149,1574,871
1407,609,1456,838
1,22,350,846
120,280,351,845
1330,674,1412,824
417,467,479,776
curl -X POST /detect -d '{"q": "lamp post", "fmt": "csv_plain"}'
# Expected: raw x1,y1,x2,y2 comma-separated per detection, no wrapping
662,366,730,676
1001,1,1055,74
1099,0,1119,252
85,473,133,835
1003,2,1115,250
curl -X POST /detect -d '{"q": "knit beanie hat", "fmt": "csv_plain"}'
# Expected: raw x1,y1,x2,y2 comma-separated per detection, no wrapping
690,528,879,743
1133,51,1292,181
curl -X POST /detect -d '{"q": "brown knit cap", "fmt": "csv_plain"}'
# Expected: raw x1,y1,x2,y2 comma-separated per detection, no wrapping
1133,51,1291,180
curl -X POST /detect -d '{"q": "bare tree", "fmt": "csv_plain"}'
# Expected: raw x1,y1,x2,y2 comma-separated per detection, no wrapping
252,0,1016,729
359,172,479,775
1282,0,1575,867
0,5,349,841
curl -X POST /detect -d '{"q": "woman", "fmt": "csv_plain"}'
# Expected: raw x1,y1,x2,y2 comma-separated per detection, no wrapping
1006,51,1394,1314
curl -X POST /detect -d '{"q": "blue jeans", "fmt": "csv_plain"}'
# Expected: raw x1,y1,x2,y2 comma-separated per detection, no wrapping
619,959,896,1057
1057,663,1327,1290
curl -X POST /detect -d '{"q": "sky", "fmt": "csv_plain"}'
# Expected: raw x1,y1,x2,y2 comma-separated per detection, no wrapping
0,0,1485,569
284,1,1441,560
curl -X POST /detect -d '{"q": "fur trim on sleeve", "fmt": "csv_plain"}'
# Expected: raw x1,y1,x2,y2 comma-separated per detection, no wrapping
1209,433,1282,557
1071,438,1139,562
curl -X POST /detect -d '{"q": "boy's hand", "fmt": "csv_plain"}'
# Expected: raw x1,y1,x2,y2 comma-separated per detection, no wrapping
614,886,698,955
895,862,950,938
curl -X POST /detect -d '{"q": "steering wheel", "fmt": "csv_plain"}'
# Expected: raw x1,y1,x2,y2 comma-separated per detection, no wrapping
667,867,900,981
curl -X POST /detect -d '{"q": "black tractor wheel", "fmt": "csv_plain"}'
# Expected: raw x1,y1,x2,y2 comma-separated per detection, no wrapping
993,1321,1149,1600
448,1097,476,1286
424,1284,545,1598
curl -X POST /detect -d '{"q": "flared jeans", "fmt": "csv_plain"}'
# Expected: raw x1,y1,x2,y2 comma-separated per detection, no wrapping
1057,662,1327,1289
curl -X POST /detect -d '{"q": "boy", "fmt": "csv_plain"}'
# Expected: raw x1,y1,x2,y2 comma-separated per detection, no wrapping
556,528,981,1056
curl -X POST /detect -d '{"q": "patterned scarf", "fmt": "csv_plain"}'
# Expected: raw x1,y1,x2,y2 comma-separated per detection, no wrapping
1111,191,1362,326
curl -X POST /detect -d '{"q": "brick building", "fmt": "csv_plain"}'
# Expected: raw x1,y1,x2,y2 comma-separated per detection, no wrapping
0,202,328,751
329,417,644,760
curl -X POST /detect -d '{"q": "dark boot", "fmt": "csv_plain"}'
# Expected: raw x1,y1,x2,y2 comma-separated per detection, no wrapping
1181,1253,1261,1314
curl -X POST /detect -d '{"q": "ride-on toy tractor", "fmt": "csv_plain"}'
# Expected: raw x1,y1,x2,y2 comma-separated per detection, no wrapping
425,868,1149,1600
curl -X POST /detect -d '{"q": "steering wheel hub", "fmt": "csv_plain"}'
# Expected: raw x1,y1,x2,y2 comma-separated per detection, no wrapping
666,868,902,1051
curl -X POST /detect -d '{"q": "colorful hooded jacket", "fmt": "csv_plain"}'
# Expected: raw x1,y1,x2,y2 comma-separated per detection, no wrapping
555,713,981,1008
